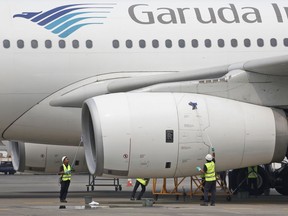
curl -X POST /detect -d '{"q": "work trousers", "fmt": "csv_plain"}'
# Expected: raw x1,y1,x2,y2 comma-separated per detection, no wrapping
131,181,146,200
248,178,258,195
203,180,216,204
60,180,70,201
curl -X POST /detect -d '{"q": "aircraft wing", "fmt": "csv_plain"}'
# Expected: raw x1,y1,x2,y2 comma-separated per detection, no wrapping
50,65,228,108
50,55,288,108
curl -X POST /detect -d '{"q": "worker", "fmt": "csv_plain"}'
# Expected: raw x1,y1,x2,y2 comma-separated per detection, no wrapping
58,156,72,203
130,178,150,200
196,147,216,206
247,166,258,196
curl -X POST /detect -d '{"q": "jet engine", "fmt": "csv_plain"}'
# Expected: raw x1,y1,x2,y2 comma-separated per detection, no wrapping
82,93,288,178
8,141,88,173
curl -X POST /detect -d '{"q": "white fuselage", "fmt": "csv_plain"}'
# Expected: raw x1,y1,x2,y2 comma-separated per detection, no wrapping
1,0,288,145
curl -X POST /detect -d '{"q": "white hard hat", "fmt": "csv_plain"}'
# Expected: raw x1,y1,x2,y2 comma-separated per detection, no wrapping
62,156,67,163
205,154,213,161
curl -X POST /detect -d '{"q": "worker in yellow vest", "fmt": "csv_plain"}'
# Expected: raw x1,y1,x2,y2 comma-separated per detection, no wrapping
196,147,216,206
58,156,72,203
247,166,258,196
130,178,150,200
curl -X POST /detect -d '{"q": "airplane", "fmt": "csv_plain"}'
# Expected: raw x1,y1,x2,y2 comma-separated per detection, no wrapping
1,0,288,195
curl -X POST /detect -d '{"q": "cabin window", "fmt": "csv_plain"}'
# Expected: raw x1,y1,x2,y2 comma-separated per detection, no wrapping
126,40,133,48
257,38,264,47
17,40,24,49
59,40,66,49
205,39,212,48
231,39,238,47
112,40,119,48
3,39,10,48
178,39,185,48
283,38,288,47
218,39,225,48
31,40,38,49
86,40,93,49
72,40,79,49
244,38,251,47
152,39,159,48
45,40,52,48
165,39,172,48
139,40,146,48
191,39,198,48
270,38,277,47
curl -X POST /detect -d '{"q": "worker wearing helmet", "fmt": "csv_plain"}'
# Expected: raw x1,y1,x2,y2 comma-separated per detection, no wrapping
196,147,216,206
58,156,72,203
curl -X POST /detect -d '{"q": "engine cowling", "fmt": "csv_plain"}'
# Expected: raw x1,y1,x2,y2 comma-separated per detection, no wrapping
8,142,88,173
82,93,288,178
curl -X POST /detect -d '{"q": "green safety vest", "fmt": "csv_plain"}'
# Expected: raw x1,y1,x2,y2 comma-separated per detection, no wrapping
205,161,216,181
248,166,258,179
62,164,72,181
136,178,149,186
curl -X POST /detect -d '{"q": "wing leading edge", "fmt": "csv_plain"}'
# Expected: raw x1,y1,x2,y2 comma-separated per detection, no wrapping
50,55,288,108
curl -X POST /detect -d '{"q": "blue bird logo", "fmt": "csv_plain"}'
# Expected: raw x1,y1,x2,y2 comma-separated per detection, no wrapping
13,3,116,38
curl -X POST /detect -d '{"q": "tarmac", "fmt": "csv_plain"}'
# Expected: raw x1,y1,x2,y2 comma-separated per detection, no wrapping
0,173,288,216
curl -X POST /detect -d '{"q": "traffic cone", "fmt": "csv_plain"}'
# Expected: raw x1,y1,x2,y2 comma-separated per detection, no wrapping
127,178,133,187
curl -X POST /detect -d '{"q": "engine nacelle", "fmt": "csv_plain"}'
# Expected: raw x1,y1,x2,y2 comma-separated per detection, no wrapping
8,142,88,173
82,93,288,178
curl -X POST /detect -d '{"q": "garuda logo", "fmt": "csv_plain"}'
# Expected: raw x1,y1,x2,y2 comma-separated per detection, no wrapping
13,3,116,38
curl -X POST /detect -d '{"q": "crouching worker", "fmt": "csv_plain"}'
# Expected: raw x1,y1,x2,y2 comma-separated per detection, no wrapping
130,178,150,200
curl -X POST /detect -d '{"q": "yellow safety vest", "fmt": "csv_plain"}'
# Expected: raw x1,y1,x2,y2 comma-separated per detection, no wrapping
205,161,216,181
248,166,258,179
62,164,72,181
136,178,149,186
